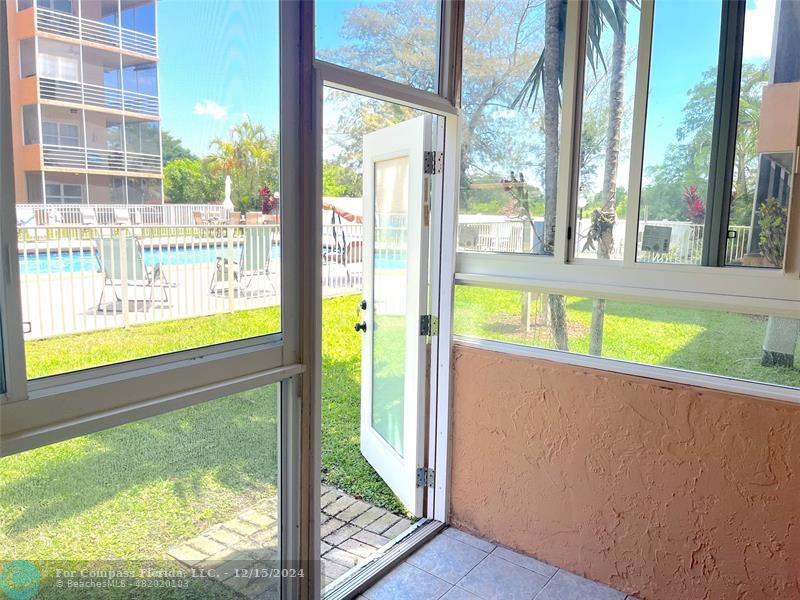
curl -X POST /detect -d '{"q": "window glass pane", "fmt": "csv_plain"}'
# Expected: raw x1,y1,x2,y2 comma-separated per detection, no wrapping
726,0,794,269
454,285,800,389
637,0,722,264
457,0,566,256
575,0,641,261
0,384,280,599
315,0,440,93
10,1,282,380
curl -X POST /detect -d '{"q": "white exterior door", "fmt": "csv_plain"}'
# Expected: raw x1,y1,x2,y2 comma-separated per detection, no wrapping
358,116,431,516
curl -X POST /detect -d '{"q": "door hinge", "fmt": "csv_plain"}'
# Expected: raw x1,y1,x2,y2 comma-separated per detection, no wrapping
420,314,439,336
423,151,443,175
416,467,435,488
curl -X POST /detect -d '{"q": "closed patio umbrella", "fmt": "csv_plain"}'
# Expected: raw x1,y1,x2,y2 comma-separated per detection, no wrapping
223,175,234,213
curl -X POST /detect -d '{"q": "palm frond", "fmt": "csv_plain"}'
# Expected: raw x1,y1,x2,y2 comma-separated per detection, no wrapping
514,0,639,112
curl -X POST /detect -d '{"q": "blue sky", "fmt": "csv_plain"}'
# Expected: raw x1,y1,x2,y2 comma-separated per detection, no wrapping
638,0,774,181
157,0,360,157
156,0,775,165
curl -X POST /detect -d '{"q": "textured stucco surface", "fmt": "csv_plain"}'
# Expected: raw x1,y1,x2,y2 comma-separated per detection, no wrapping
449,345,800,600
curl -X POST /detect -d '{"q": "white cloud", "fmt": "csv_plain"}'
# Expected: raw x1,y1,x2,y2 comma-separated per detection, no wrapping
743,0,776,59
193,100,228,121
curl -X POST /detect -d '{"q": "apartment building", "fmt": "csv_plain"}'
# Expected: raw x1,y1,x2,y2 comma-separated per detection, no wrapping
5,0,162,207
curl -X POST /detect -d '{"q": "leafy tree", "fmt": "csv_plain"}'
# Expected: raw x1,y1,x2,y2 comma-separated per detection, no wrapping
161,130,196,166
641,61,768,224
163,158,221,204
322,1,547,207
323,162,361,197
208,118,278,211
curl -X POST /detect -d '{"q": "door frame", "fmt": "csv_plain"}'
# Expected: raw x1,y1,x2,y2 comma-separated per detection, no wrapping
315,60,460,526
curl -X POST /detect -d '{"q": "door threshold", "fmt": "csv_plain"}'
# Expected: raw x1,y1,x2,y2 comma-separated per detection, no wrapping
323,518,445,600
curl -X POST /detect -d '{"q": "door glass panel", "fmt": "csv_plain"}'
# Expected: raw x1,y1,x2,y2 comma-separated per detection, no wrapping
371,156,409,455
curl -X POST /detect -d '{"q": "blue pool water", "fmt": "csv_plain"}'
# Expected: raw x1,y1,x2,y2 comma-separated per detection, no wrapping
19,245,404,275
18,244,262,276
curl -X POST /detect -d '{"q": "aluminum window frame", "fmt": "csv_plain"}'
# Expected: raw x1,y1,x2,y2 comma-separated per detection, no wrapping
0,0,308,451
456,0,800,317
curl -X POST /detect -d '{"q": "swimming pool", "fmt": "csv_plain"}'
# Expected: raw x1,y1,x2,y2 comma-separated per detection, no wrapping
17,244,267,276
18,245,405,275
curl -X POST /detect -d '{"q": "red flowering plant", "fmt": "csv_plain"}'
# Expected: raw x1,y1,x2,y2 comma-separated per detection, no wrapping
683,185,705,224
260,185,278,214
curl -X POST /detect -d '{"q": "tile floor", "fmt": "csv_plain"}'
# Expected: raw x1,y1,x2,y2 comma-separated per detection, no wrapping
359,527,638,600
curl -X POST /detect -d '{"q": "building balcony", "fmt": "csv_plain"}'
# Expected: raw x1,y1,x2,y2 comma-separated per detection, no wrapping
41,144,161,175
35,7,157,58
39,77,159,117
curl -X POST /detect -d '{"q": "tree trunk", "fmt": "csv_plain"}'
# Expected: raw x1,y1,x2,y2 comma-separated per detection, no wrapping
543,0,569,350
589,0,627,356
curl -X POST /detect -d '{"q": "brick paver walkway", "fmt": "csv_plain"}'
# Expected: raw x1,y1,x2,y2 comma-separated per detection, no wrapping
320,484,413,588
166,486,414,597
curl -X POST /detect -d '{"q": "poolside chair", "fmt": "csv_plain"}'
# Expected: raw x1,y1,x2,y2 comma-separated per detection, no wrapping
94,236,174,310
323,212,362,286
16,206,35,227
209,226,275,296
80,207,98,226
114,208,132,226
193,211,205,225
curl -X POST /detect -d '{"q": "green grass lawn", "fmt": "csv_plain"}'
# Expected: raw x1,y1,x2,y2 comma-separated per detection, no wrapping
454,286,800,388
3,295,404,597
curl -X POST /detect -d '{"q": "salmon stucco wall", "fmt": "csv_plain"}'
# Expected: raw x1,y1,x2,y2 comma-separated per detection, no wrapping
449,344,800,600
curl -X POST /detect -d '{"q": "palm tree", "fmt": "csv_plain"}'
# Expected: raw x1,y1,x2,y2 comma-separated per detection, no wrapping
589,0,628,355
513,0,637,353
209,117,272,212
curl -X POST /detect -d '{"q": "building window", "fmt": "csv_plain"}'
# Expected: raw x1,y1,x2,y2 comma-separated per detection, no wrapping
124,121,159,155
45,182,83,204
37,49,79,81
22,105,39,144
121,2,155,35
37,0,72,13
122,64,158,96
42,121,79,146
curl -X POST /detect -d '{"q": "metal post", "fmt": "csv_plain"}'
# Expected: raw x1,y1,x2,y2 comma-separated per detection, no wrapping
227,225,235,312
119,227,129,328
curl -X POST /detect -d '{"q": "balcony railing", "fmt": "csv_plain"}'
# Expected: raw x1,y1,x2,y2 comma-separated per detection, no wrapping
36,7,157,57
39,77,159,116
42,144,161,174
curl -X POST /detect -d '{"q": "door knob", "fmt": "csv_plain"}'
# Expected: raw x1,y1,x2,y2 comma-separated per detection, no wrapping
354,321,367,333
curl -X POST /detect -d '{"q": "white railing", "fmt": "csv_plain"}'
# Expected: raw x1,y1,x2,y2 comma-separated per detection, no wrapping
123,89,159,115
126,151,162,174
40,77,159,116
16,224,363,340
82,81,124,111
40,144,160,174
39,77,83,104
86,147,126,171
36,7,157,57
18,204,229,226
458,217,753,265
42,144,85,168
